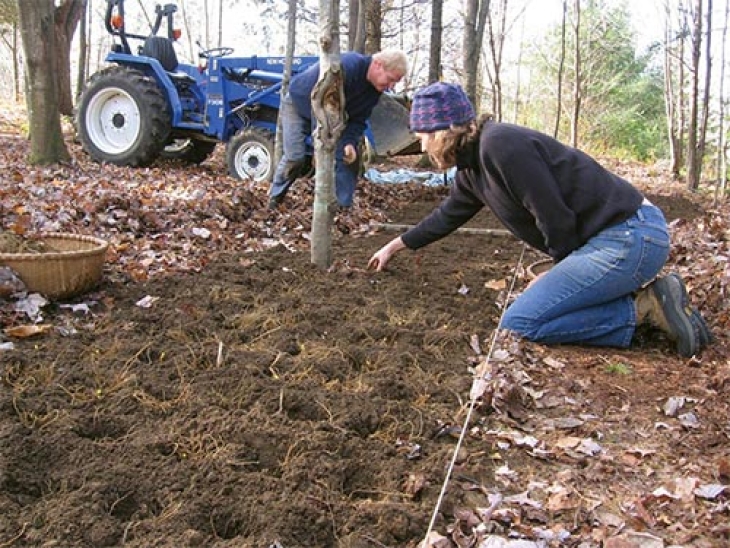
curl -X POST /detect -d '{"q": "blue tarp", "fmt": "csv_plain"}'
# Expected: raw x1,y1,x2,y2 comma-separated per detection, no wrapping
363,167,456,187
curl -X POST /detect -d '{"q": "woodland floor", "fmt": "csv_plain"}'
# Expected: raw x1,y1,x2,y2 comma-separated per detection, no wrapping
0,107,729,548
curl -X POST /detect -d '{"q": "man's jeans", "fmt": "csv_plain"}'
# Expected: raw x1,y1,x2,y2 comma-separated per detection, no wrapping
269,94,359,207
502,202,670,348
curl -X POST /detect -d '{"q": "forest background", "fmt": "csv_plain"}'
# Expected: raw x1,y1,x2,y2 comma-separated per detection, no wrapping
0,0,729,197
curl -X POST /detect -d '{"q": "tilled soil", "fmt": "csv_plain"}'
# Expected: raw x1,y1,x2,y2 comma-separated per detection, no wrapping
1,177,729,547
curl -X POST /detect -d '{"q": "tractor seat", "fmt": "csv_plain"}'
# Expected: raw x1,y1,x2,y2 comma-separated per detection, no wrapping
142,35,179,72
141,36,196,84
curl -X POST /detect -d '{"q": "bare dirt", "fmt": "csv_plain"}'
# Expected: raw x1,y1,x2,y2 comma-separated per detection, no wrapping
1,123,729,547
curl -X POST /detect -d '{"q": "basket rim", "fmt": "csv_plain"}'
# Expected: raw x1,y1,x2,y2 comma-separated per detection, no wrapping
0,232,109,261
526,257,553,280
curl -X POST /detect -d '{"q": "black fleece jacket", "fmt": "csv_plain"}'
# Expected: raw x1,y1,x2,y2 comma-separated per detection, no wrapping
401,122,644,261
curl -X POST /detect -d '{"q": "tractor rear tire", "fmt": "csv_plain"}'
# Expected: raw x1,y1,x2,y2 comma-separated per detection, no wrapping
77,66,171,167
226,128,276,182
161,138,217,164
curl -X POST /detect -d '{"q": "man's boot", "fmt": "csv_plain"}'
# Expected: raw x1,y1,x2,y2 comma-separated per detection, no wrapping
268,194,284,210
634,273,700,357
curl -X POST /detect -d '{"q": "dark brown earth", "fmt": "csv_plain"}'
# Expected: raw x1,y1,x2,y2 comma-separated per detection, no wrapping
0,118,729,547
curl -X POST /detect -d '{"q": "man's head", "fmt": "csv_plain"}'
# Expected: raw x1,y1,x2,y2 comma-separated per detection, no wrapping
367,50,408,92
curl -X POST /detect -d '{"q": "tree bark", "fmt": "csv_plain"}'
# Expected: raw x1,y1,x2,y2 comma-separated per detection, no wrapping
694,0,712,190
311,0,344,269
364,0,381,54
348,0,366,52
53,0,86,116
485,0,507,120
570,0,581,147
686,0,702,190
663,1,681,178
17,0,70,164
75,0,88,101
428,0,443,83
463,0,490,109
0,2,21,101
554,0,567,138
714,0,729,201
274,0,298,169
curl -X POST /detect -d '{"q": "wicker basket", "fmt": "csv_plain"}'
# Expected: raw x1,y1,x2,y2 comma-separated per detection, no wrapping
526,258,553,280
0,233,109,299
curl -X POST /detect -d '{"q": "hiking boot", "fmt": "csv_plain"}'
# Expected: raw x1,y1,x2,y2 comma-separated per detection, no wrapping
635,273,699,357
690,306,714,348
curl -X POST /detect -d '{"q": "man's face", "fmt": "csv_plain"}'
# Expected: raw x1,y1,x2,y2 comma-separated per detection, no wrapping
369,60,404,92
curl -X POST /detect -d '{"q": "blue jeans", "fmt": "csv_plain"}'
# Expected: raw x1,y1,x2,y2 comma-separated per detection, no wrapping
269,94,359,207
501,203,670,348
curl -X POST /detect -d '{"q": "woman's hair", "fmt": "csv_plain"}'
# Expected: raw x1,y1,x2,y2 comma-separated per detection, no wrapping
372,50,408,75
425,114,493,169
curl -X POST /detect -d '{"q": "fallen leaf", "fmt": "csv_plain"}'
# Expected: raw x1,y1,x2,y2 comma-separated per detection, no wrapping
4,324,52,338
694,483,728,499
484,279,506,290
135,295,159,308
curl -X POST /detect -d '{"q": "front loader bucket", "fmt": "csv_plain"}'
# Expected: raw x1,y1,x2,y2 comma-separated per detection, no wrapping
368,94,421,157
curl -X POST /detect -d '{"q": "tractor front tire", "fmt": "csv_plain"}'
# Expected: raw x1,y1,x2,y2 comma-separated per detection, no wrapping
226,128,275,182
77,66,171,167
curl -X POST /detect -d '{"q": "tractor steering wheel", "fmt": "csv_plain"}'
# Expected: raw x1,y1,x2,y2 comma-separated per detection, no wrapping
200,46,234,58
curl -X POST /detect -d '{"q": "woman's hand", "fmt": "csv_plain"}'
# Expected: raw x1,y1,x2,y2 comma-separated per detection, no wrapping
368,237,406,271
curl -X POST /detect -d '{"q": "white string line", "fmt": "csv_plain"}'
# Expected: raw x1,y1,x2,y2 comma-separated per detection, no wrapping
421,243,528,547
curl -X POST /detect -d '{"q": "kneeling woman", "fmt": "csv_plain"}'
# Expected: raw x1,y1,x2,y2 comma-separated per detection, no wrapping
368,82,711,357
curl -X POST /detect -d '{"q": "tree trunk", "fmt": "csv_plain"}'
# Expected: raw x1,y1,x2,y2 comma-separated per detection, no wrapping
179,0,195,62
512,14,524,122
714,0,729,201
0,2,21,102
311,0,344,269
75,0,88,101
570,0,581,148
203,0,210,48
686,0,702,190
428,0,443,83
53,0,86,116
663,1,681,179
694,0,712,189
217,0,222,48
677,3,687,178
11,21,20,102
364,0,381,54
17,0,70,164
348,0,366,52
554,0,567,138
274,0,298,168
485,0,507,121
463,0,490,110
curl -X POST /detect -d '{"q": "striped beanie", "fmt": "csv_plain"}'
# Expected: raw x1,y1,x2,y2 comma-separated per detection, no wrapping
409,82,475,132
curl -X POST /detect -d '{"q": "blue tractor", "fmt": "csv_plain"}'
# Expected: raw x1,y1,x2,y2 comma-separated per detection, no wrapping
76,0,417,182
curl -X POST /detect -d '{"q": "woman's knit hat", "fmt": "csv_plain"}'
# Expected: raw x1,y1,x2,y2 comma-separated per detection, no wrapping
409,82,476,132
